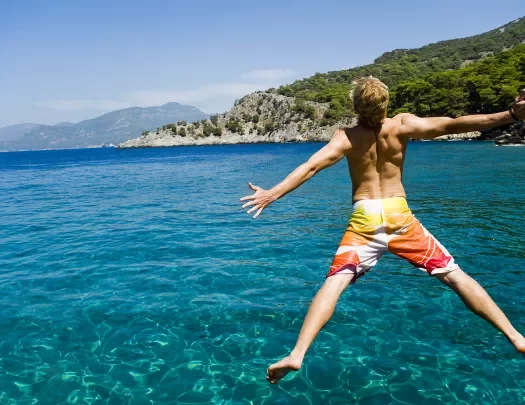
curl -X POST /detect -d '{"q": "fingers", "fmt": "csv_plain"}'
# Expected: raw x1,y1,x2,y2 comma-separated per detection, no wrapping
266,368,276,384
248,182,260,192
241,183,266,219
247,205,259,214
245,205,264,218
515,89,525,104
242,200,256,209
518,89,525,103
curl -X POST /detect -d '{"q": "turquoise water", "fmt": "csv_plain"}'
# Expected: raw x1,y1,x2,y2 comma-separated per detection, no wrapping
1,142,525,404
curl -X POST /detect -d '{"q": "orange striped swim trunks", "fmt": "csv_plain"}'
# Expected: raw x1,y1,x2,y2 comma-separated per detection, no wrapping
327,197,459,281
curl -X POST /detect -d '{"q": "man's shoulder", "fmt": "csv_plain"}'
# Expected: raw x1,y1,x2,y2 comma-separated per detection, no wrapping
330,128,355,151
334,125,366,136
383,114,421,136
333,127,354,139
390,113,417,122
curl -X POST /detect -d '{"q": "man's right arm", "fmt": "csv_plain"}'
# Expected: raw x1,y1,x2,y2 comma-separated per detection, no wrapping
397,91,525,140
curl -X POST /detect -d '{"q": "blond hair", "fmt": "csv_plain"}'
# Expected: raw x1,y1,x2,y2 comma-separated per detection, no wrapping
351,76,389,129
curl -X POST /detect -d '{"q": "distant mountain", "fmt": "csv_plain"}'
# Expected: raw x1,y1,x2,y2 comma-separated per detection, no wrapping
0,123,40,142
54,122,75,127
1,102,208,151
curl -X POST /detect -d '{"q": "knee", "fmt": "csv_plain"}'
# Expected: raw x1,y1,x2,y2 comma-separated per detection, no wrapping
323,273,354,295
436,268,467,289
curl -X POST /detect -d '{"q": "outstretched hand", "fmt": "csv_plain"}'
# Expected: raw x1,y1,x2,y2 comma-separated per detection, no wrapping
240,182,276,219
511,89,525,120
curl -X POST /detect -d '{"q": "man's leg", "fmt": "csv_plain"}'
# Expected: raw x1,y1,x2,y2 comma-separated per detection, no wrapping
436,269,525,353
386,206,525,354
266,273,354,384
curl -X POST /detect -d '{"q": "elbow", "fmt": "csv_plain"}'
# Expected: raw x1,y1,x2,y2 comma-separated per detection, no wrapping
441,118,456,135
305,161,320,176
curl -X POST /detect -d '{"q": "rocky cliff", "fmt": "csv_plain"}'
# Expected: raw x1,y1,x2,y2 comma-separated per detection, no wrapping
493,122,525,146
117,91,484,149
117,92,351,149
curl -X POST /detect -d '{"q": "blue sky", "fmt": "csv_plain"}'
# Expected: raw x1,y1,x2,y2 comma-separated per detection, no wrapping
0,0,523,127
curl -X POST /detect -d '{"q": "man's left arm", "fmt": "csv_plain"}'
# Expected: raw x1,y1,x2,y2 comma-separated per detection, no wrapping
240,129,351,218
399,89,525,139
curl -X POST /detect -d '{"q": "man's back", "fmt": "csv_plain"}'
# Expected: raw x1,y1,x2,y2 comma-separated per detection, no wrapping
342,116,408,202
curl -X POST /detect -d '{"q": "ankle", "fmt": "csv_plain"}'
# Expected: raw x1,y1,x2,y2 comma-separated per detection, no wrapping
508,332,524,344
289,349,305,363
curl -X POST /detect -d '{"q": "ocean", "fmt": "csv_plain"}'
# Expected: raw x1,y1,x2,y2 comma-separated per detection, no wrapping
1,142,524,404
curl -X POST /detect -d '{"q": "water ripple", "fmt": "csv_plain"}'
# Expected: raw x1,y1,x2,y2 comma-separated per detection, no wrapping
0,143,524,404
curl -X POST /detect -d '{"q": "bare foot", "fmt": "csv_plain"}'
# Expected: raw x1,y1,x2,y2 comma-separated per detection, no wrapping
266,354,303,384
509,334,525,354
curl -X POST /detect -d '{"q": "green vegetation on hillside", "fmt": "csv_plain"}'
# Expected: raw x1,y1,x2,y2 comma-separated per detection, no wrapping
390,45,525,116
277,18,525,122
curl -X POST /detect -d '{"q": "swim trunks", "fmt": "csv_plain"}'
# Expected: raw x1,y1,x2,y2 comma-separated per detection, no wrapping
327,197,458,281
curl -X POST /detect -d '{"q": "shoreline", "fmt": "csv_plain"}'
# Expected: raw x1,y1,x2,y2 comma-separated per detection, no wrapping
0,138,501,153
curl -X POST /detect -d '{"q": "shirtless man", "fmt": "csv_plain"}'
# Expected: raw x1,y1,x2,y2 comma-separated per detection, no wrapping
240,77,525,384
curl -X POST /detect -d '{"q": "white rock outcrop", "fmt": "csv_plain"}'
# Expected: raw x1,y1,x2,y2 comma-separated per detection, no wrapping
118,92,351,148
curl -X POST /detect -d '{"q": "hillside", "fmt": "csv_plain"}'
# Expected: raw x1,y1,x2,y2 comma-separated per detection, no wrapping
120,17,525,149
389,44,525,116
118,93,349,148
276,17,525,124
1,103,208,151
0,123,39,142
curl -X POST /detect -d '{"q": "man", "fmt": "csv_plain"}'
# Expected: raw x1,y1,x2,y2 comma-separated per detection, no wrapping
240,77,525,384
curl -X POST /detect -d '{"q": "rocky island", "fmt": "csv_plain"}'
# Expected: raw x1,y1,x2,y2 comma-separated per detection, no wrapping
117,92,349,149
116,91,482,149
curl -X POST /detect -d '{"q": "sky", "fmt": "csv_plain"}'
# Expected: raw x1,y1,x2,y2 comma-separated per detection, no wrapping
0,0,523,127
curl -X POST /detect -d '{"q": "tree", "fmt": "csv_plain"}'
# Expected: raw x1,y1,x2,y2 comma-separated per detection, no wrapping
263,121,275,134
252,114,260,124
141,130,149,136
271,19,525,120
179,127,186,136
203,124,213,136
171,126,177,135
226,119,243,133
388,45,525,117
305,105,317,120
210,115,219,125
213,126,223,136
